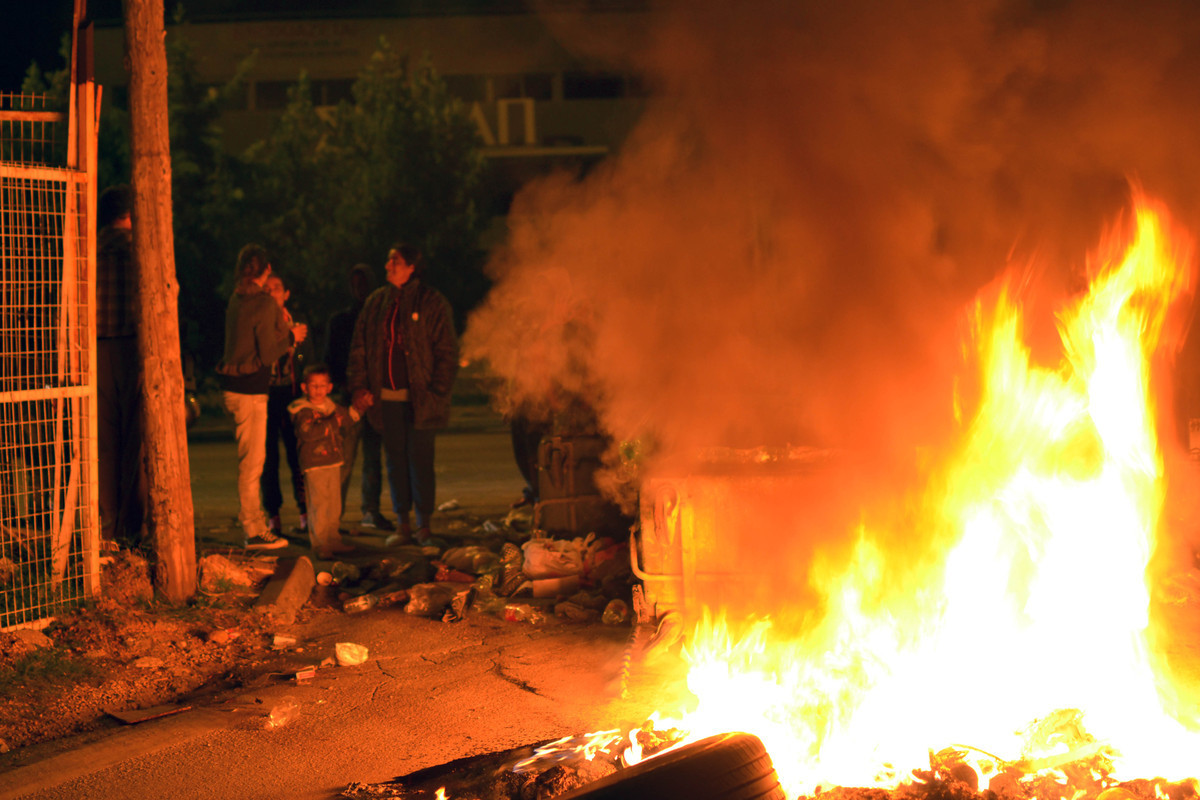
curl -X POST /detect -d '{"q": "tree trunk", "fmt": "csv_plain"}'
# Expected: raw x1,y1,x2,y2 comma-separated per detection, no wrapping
124,0,196,602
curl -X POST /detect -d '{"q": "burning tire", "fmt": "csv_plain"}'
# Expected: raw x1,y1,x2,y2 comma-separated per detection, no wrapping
557,731,785,800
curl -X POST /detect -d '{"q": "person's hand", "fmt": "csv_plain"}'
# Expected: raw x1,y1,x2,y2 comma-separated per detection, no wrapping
291,323,308,344
352,389,374,412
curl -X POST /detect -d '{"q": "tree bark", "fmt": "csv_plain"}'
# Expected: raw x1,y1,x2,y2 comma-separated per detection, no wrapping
124,0,196,601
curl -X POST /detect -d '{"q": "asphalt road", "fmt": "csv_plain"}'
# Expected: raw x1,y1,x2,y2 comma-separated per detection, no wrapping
0,405,669,800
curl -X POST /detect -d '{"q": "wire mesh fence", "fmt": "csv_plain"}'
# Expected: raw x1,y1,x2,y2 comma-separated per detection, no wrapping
0,92,68,169
0,93,97,629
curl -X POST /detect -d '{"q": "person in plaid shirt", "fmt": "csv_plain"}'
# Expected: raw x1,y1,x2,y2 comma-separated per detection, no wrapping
96,185,144,548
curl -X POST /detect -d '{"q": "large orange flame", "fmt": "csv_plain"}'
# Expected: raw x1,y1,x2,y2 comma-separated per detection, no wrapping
643,193,1199,797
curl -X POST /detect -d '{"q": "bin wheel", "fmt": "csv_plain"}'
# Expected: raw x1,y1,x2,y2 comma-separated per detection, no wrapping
556,731,786,800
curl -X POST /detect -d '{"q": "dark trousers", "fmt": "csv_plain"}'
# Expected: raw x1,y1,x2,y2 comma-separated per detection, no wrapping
262,385,305,517
380,400,436,527
340,418,384,516
97,336,144,545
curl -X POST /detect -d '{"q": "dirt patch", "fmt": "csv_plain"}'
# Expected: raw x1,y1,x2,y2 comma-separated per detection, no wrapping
0,551,286,752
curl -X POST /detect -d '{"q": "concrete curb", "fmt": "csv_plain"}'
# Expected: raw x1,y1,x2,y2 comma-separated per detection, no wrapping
0,708,233,800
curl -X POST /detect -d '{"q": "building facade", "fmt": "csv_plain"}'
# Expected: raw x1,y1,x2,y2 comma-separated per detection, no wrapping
92,1,651,219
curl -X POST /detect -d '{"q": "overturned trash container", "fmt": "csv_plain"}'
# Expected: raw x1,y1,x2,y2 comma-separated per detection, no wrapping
633,446,848,625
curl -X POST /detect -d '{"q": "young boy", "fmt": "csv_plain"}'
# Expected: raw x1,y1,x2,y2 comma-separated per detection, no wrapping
288,364,359,559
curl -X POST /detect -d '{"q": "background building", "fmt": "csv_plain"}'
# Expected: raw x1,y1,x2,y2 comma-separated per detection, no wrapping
91,0,652,229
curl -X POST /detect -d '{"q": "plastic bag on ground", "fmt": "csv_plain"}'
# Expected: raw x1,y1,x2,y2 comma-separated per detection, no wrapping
440,546,499,574
263,696,299,729
442,586,477,623
521,537,586,579
335,642,369,666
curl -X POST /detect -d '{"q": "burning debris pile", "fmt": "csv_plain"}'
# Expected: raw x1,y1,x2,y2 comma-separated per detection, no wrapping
342,714,1200,800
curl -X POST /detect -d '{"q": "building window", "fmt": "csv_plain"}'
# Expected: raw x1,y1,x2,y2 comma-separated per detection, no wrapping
493,74,523,100
444,74,487,103
492,73,554,102
563,71,626,100
251,79,354,111
316,78,354,106
523,73,553,101
254,80,302,111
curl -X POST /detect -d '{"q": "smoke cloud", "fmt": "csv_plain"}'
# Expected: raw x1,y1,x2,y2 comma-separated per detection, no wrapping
463,0,1200,582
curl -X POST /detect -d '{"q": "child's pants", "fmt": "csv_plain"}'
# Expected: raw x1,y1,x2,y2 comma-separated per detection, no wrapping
303,465,343,554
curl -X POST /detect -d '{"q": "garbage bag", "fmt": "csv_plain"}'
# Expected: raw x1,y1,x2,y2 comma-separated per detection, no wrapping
440,546,500,575
521,538,585,579
405,582,459,618
442,586,477,623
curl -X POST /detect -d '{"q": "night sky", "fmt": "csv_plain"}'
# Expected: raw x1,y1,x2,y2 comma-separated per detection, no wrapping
0,2,77,92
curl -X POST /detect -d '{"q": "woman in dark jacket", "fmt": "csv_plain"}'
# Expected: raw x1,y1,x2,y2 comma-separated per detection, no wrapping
346,244,458,544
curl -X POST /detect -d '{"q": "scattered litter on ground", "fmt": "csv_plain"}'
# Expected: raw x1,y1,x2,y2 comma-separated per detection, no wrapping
331,562,361,584
406,583,460,617
602,599,630,625
263,696,299,729
208,628,241,644
334,642,369,666
502,603,547,624
343,594,378,613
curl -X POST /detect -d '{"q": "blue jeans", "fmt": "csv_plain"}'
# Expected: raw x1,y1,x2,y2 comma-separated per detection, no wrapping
380,400,436,527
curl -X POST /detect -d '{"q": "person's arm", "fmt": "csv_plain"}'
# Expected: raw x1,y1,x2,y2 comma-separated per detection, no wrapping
293,405,341,444
256,297,296,367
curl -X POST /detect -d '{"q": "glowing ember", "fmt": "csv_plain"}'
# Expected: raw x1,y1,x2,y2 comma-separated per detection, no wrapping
634,193,1200,797
512,730,625,774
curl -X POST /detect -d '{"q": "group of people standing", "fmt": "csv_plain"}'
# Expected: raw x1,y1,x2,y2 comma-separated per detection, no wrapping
93,180,461,560
214,243,459,558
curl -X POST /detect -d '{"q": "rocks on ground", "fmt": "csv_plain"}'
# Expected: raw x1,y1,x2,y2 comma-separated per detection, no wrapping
0,505,638,753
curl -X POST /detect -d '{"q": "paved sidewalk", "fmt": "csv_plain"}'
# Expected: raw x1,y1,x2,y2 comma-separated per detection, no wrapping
0,404,664,800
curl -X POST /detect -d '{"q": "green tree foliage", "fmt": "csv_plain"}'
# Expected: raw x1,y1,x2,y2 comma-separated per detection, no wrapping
244,38,490,336
162,13,256,367
21,19,254,369
24,29,489,369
